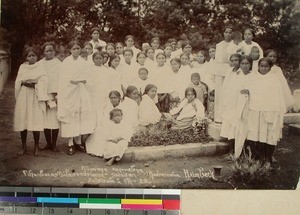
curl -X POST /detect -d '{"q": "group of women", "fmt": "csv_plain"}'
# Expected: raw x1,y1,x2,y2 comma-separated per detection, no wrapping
13,26,294,165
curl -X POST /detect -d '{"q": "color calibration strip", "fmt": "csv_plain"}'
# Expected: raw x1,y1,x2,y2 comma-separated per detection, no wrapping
0,187,180,214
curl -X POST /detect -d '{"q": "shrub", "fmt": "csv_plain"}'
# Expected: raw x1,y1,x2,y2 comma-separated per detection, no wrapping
129,117,210,147
231,150,272,185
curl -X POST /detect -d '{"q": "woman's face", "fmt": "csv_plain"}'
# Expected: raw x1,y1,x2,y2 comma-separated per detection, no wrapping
109,94,121,107
84,44,93,55
164,46,172,57
224,28,233,41
244,29,253,42
129,89,139,101
111,111,122,124
91,30,100,40
240,59,251,74
70,44,81,59
182,44,192,54
250,47,260,61
93,54,103,66
111,58,120,68
176,41,182,49
106,45,115,56
230,56,240,68
186,91,196,103
146,49,155,60
180,55,189,66
196,52,205,64
151,39,160,50
266,51,277,64
139,69,148,80
124,51,133,62
125,38,134,48
147,87,157,99
258,60,271,75
115,44,124,55
209,48,216,59
156,55,166,66
137,54,146,65
44,45,55,60
171,60,180,72
26,51,38,65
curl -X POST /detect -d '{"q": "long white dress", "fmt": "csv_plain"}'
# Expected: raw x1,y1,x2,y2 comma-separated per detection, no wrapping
220,68,245,139
86,64,111,129
41,58,61,129
270,65,294,109
103,119,133,160
86,101,122,157
244,71,286,145
57,56,94,138
139,94,161,126
121,97,139,130
107,67,123,96
14,61,48,131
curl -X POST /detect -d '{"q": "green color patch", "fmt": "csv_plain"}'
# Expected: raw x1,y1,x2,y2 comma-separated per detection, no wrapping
79,198,121,204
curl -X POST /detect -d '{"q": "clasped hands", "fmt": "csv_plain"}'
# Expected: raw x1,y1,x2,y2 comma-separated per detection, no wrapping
21,79,37,88
70,80,87,85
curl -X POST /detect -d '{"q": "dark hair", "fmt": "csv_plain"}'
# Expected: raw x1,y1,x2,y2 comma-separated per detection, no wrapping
144,84,157,95
108,54,120,67
136,51,146,62
138,67,149,75
185,87,197,98
223,24,234,32
264,49,277,58
163,43,172,49
109,90,121,98
106,43,115,50
258,57,273,67
191,72,200,80
68,40,81,50
180,53,190,59
91,27,100,35
42,42,55,52
123,48,134,56
92,51,104,60
115,42,124,47
126,86,138,98
125,35,134,42
151,37,160,44
244,28,255,38
209,44,216,50
167,38,177,44
229,53,242,63
145,47,155,56
109,108,123,120
181,40,192,49
170,58,181,65
83,42,93,48
240,55,253,70
23,46,40,60
156,52,166,59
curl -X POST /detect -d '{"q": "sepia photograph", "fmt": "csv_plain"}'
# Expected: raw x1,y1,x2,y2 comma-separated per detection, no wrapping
0,0,299,190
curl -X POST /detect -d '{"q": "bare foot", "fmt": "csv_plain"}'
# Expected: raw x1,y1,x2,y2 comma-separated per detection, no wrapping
19,148,28,156
106,157,116,166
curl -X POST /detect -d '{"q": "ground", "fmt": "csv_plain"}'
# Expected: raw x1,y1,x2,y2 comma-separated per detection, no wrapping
0,80,299,189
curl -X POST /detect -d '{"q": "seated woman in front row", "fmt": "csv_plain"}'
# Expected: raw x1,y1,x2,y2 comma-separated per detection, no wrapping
169,87,205,130
103,109,133,166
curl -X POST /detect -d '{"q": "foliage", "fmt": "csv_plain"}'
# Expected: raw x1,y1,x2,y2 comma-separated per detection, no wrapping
129,118,209,147
1,0,299,76
231,150,272,185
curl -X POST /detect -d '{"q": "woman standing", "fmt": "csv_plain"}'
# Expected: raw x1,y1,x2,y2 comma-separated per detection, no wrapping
57,41,94,155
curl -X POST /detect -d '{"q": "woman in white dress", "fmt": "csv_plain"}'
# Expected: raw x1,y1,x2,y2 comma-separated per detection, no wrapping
241,58,286,163
103,109,133,166
169,87,205,130
122,86,140,131
40,42,61,152
14,46,48,156
240,28,264,56
57,41,94,155
86,91,122,157
139,84,162,126
124,35,141,58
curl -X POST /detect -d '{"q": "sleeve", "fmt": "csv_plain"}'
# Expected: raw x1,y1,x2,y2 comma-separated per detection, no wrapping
170,98,188,115
195,99,205,118
14,65,23,99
